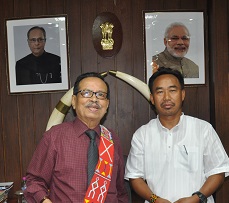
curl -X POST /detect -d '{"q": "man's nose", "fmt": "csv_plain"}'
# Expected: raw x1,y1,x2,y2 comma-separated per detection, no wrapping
33,40,40,45
163,91,170,100
90,93,98,101
177,38,185,44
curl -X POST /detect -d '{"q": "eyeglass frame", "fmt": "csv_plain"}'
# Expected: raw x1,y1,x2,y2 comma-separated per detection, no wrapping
166,35,190,42
27,38,46,43
75,89,108,100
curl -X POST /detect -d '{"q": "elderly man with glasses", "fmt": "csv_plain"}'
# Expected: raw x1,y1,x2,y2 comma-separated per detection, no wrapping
24,72,129,203
152,22,199,78
15,26,61,85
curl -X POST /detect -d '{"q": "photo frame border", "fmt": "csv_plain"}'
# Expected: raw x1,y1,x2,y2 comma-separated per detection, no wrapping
143,10,206,86
5,14,70,94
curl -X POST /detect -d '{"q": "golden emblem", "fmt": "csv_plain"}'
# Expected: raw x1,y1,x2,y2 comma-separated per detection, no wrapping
100,22,114,50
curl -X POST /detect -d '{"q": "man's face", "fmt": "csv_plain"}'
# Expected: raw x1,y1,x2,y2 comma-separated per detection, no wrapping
164,26,190,58
27,29,46,57
150,74,185,118
72,77,109,127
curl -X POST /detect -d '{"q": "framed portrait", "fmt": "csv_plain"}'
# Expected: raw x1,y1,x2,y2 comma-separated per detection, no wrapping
144,11,205,85
6,15,69,94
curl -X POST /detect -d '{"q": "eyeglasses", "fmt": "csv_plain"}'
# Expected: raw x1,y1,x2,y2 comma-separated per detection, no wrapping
28,38,46,43
167,36,190,42
76,89,108,100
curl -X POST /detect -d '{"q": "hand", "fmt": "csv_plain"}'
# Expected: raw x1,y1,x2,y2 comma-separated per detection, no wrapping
43,199,52,203
151,61,159,74
173,195,199,203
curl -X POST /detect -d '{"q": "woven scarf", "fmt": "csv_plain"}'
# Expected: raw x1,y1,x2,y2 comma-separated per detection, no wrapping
84,125,114,203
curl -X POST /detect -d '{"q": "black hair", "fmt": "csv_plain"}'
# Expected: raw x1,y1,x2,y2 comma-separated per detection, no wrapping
148,67,184,94
73,72,110,99
27,26,46,39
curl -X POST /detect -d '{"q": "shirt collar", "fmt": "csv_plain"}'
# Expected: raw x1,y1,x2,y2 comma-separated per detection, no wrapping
31,51,46,59
156,112,184,131
73,117,101,137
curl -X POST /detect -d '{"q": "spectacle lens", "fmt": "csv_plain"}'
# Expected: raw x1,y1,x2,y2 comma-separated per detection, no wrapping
77,90,107,100
168,36,190,42
28,38,46,43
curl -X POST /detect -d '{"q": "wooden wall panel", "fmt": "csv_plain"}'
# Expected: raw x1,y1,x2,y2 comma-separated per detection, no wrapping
46,0,65,14
114,0,135,155
18,96,35,176
95,0,116,132
30,0,47,15
0,0,228,202
163,0,181,9
131,0,150,137
209,0,229,202
81,1,98,73
0,0,22,196
14,0,30,16
65,0,82,84
0,0,7,182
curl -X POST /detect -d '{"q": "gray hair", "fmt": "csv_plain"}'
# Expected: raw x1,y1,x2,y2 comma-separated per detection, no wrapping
164,22,190,38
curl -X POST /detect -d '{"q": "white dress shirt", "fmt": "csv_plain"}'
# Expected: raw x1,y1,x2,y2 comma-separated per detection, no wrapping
125,114,229,203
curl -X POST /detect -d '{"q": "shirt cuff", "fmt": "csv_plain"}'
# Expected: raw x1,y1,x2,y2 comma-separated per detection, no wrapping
33,191,48,203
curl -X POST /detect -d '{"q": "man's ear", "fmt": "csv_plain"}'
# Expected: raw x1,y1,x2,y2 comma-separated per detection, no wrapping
71,95,76,109
182,89,185,102
150,93,155,105
163,38,167,46
106,99,110,109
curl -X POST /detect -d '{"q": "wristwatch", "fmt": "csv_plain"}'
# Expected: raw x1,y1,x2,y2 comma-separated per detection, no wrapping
192,191,207,203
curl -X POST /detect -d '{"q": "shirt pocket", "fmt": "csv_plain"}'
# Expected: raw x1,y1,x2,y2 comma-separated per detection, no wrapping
174,145,199,172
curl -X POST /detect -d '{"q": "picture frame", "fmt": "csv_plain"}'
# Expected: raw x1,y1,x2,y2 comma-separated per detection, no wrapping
6,15,69,94
143,11,205,85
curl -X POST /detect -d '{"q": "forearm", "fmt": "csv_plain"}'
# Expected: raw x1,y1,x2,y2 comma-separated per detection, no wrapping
25,175,49,202
199,173,225,197
174,173,225,203
129,178,171,203
130,178,153,202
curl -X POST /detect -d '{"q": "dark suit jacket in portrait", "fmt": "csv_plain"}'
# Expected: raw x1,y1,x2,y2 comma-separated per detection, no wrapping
152,48,199,78
16,51,61,85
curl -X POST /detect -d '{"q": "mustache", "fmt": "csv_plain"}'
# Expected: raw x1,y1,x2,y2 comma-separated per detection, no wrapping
85,101,102,109
161,101,175,107
174,45,187,50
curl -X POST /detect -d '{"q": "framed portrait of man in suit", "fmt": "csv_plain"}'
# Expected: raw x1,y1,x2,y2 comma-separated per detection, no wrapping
6,15,69,94
143,11,206,85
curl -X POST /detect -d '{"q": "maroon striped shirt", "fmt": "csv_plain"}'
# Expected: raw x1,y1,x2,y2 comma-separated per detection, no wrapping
24,118,128,203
